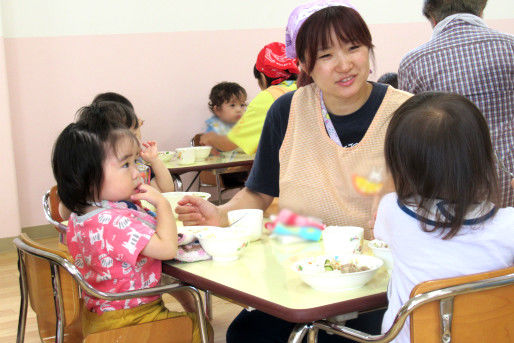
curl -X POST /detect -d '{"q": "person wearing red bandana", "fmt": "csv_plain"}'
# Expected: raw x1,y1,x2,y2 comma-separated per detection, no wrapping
199,42,298,155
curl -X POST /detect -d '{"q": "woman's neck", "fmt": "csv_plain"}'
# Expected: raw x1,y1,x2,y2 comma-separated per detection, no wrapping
322,82,373,116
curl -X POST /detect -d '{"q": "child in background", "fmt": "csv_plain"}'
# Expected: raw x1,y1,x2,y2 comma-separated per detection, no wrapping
91,92,174,193
377,72,398,88
205,82,247,136
51,115,207,341
375,92,514,343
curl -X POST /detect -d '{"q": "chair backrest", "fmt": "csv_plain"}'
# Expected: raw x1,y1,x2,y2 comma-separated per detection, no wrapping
18,233,82,341
43,186,67,232
410,266,514,343
191,134,202,147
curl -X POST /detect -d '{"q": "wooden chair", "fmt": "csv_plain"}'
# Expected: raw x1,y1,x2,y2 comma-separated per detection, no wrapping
309,266,514,343
191,133,250,204
42,186,68,247
15,234,209,343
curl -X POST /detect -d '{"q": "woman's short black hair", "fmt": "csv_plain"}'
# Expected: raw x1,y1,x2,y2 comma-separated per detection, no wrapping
77,100,140,130
385,92,499,239
253,65,298,89
52,117,138,215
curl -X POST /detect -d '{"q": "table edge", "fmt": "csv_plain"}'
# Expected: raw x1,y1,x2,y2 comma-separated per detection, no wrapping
163,263,387,323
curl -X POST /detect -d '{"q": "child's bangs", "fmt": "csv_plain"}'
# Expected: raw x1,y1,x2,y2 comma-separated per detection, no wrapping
106,129,139,159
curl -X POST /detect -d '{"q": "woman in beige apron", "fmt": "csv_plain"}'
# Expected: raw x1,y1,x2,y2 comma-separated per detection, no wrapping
177,3,411,342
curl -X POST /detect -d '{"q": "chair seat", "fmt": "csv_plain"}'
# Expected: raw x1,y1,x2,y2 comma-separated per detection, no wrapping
84,316,193,343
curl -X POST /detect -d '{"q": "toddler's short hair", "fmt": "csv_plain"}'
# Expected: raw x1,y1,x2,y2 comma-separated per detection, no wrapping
77,100,140,130
208,82,247,113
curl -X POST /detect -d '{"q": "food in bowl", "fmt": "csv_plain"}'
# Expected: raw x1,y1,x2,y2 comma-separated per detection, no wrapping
323,259,370,273
368,240,393,272
158,151,176,162
192,146,212,161
196,227,249,262
294,254,383,292
368,239,389,249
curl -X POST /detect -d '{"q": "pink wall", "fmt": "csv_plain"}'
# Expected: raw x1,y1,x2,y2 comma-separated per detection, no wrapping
4,19,514,235
0,36,21,237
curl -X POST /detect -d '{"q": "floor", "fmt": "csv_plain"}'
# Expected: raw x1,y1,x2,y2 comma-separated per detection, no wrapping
0,236,242,343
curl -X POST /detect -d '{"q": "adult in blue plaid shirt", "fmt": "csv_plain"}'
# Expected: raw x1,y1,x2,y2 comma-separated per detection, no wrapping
398,0,514,207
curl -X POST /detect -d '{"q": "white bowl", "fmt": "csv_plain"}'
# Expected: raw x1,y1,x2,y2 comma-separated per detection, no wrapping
196,227,249,262
158,151,176,162
227,209,263,241
293,254,383,292
141,191,211,217
192,146,212,161
368,240,393,271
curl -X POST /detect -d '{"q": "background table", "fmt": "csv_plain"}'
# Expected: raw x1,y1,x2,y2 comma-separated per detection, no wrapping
165,152,254,191
163,237,389,323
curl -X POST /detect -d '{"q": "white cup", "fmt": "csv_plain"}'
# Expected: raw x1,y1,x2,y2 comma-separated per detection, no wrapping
176,148,195,165
322,226,364,256
227,209,263,241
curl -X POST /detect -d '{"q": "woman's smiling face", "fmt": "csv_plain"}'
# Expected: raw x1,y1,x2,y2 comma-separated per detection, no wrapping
302,30,371,113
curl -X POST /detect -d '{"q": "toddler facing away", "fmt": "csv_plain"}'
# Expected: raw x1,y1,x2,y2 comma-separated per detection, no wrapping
52,108,211,341
375,92,514,343
91,92,174,192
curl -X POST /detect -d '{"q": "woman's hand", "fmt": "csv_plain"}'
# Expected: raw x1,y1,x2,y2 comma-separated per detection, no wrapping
175,195,225,226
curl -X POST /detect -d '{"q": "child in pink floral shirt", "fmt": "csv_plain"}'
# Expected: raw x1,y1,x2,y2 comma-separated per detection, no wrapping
52,103,209,341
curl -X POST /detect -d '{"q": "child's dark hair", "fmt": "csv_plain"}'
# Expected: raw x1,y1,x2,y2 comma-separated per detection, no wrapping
208,82,247,113
252,65,298,89
53,112,138,215
385,92,499,239
77,100,140,130
92,92,134,110
377,72,398,88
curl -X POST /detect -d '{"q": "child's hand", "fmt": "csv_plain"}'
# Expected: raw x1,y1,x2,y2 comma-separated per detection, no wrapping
131,183,170,210
140,141,159,163
199,133,216,146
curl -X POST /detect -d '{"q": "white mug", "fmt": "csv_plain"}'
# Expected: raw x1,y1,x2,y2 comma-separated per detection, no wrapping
176,148,195,165
322,226,364,256
227,209,263,241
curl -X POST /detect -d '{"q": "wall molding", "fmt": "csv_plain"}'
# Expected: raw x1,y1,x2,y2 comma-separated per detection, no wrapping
0,225,57,252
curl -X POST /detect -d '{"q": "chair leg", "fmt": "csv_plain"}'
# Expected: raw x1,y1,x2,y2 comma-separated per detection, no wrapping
184,286,209,343
50,264,65,343
16,250,28,343
307,326,319,343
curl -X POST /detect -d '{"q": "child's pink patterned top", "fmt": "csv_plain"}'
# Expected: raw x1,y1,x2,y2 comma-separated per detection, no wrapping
67,201,160,314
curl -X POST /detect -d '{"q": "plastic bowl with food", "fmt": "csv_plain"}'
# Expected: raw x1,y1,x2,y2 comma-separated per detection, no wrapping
141,192,211,217
158,151,176,162
368,239,393,271
192,146,212,161
196,227,249,262
293,254,383,292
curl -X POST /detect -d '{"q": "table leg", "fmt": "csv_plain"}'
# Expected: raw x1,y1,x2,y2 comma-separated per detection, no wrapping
204,290,213,320
288,324,309,343
185,172,201,192
172,174,183,191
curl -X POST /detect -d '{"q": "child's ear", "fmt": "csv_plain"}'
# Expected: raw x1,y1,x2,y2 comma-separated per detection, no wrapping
212,105,221,116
